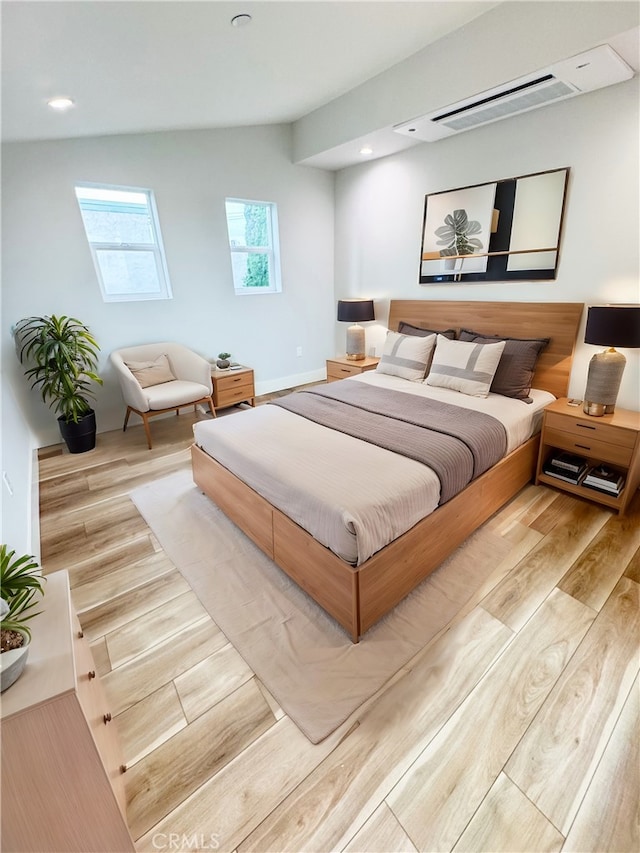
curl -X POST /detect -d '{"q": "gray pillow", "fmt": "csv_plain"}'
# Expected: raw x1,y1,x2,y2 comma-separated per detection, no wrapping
398,321,456,339
458,329,550,402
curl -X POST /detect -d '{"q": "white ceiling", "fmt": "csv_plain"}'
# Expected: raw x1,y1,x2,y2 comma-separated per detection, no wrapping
1,0,499,145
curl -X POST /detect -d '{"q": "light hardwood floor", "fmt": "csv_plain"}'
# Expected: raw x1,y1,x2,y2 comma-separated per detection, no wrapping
37,398,639,853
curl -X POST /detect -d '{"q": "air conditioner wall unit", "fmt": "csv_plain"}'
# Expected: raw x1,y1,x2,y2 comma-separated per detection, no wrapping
393,45,634,142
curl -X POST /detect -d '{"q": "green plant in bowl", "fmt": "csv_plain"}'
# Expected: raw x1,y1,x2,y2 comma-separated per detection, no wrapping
0,546,45,644
0,546,46,692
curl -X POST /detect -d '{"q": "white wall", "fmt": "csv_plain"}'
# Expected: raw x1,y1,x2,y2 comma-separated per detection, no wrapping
334,76,640,411
2,124,335,445
1,380,40,559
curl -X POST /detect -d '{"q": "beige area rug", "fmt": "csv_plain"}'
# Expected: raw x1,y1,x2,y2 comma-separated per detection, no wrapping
131,469,511,743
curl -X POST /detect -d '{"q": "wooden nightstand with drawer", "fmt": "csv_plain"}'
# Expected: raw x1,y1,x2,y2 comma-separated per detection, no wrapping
535,397,640,514
326,356,380,382
211,366,255,409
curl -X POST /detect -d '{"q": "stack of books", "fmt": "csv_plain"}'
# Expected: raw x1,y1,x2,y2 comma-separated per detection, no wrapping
543,451,588,484
583,465,625,496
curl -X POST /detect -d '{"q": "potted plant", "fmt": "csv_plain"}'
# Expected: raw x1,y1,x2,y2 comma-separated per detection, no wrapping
217,352,232,369
15,314,103,453
0,546,46,692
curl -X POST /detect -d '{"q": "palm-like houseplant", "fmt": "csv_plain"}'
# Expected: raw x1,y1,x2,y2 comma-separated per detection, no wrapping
0,546,46,692
16,314,103,453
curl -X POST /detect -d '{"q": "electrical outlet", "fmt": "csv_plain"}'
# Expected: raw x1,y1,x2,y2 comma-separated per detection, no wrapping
296,346,302,357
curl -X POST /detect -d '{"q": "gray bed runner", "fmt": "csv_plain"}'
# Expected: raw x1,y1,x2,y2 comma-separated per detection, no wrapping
271,382,507,504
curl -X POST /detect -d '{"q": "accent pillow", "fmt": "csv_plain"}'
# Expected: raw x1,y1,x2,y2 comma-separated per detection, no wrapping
125,354,176,388
398,321,456,340
458,329,550,402
376,331,436,382
425,335,506,397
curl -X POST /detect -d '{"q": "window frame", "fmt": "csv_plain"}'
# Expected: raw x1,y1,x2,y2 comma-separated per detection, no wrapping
74,182,173,303
225,197,282,295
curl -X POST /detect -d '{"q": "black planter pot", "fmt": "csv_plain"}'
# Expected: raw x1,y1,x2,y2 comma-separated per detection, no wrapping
57,409,97,454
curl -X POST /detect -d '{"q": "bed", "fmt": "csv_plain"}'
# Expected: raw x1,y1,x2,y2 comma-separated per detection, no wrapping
191,300,583,641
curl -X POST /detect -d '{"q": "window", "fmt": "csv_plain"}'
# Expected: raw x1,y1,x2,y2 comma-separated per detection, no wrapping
75,184,172,302
225,198,281,294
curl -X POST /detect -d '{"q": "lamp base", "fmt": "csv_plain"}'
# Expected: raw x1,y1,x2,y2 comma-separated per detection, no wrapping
582,348,626,417
346,324,365,360
582,400,614,417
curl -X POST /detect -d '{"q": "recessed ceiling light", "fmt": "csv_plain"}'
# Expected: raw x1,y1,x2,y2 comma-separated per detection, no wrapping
47,97,75,111
231,13,252,27
359,146,373,156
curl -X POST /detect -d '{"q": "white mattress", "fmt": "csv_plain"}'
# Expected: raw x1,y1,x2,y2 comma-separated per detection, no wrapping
193,374,554,565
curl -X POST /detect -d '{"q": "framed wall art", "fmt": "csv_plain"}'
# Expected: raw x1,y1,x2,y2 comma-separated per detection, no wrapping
418,167,569,285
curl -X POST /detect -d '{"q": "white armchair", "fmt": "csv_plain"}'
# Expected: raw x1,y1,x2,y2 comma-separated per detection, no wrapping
110,342,215,449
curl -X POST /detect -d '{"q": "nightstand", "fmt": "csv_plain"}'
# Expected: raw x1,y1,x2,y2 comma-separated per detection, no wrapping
211,366,255,409
326,355,380,382
535,398,640,514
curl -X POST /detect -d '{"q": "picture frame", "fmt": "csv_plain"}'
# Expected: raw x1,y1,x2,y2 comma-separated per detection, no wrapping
418,167,569,285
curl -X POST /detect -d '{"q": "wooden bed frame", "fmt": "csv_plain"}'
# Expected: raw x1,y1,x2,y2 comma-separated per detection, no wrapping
192,300,583,642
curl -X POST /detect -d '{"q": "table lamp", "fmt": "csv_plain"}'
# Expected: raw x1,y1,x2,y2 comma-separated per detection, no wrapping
583,304,640,416
337,299,375,360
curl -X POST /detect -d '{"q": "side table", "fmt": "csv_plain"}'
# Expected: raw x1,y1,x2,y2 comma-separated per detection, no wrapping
211,365,256,409
326,356,380,382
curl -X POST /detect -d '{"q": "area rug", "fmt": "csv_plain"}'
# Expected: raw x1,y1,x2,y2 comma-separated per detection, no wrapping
131,469,511,743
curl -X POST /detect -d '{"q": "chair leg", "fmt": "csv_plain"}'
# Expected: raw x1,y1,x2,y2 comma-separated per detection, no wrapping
123,407,133,432
207,396,216,418
142,413,153,450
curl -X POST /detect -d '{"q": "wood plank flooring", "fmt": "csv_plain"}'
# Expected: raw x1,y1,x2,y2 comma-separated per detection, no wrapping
37,400,639,853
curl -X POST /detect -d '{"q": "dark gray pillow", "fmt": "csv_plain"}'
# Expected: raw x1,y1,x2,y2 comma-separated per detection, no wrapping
398,321,456,339
458,329,550,402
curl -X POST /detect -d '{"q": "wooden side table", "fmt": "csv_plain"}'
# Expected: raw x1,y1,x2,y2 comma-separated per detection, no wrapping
535,397,640,514
326,356,380,382
211,365,255,409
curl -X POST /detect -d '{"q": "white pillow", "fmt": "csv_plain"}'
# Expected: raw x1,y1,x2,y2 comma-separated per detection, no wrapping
425,334,506,397
375,331,436,382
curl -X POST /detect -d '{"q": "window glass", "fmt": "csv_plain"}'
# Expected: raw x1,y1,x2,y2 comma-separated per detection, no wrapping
75,184,172,302
225,199,281,294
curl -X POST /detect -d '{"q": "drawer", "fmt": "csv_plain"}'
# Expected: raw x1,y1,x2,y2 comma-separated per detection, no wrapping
215,371,254,393
545,412,637,449
543,425,634,467
74,628,127,812
327,362,362,380
217,384,254,407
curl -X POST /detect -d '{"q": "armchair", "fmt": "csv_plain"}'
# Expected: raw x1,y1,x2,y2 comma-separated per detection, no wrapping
110,343,215,449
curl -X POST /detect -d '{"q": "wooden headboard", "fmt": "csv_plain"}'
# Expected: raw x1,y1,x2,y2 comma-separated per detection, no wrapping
388,300,584,400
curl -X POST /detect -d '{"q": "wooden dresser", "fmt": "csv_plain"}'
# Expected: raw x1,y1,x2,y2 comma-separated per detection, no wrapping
1,570,134,852
211,365,255,409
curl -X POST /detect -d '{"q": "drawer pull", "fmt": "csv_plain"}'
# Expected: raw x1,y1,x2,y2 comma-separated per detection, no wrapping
575,444,591,451
120,764,127,774
77,630,84,638
88,670,96,680
340,368,350,373
103,713,112,724
576,423,596,430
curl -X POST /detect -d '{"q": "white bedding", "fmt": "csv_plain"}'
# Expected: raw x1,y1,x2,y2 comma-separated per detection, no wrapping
193,374,554,565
